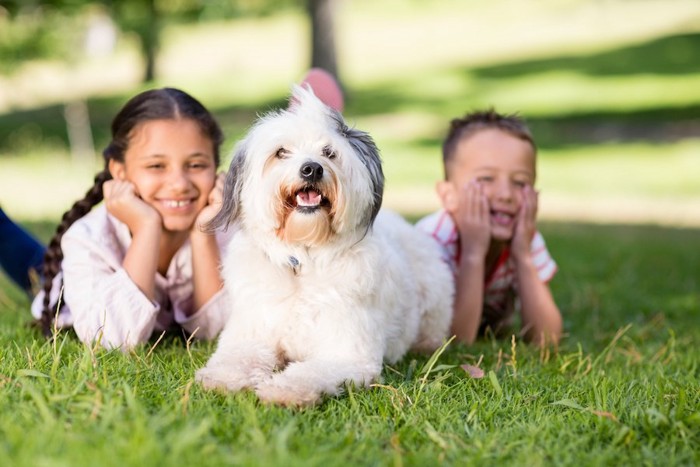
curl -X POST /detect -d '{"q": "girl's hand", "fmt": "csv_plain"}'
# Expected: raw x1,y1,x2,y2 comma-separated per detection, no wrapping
103,179,161,235
454,180,491,261
511,185,538,261
193,172,225,233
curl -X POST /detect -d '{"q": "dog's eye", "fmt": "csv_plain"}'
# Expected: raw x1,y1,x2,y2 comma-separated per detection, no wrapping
275,147,289,159
322,146,336,159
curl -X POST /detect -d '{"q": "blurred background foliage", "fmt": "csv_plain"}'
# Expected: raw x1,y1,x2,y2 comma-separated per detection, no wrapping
0,0,699,226
0,0,305,78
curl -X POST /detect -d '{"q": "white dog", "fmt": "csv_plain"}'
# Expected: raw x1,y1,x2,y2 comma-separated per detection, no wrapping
195,86,454,406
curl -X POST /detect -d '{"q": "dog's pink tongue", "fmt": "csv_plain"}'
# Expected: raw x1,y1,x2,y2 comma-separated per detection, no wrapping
297,190,322,206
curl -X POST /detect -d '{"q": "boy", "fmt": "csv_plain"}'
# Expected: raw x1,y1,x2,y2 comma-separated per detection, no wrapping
417,110,562,347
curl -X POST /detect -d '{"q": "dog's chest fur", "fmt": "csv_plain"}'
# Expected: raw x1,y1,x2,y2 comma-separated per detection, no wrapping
222,229,397,353
227,230,380,303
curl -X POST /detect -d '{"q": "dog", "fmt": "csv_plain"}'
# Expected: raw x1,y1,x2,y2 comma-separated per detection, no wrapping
195,85,454,407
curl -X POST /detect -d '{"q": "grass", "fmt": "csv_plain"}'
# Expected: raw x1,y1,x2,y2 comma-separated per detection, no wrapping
1,0,700,464
1,220,698,466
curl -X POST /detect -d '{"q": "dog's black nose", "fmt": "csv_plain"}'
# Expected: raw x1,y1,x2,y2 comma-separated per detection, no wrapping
300,161,324,182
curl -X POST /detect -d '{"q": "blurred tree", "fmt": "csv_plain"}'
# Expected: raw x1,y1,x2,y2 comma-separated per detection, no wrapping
307,0,341,85
0,0,176,81
0,0,83,72
0,0,341,84
111,0,160,83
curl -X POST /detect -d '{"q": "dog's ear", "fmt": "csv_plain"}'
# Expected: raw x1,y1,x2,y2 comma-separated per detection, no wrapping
335,114,385,227
205,144,247,232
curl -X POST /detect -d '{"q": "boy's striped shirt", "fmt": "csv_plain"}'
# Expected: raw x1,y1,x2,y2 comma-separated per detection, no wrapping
416,210,557,316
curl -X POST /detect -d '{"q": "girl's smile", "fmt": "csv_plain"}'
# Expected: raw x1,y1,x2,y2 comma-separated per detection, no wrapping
111,118,217,234
157,198,198,215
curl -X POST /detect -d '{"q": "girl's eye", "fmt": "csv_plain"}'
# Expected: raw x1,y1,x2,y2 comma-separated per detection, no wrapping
276,147,289,159
322,145,336,159
477,176,493,183
147,164,165,170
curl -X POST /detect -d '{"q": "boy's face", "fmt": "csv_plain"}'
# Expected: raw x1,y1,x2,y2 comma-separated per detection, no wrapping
437,128,536,242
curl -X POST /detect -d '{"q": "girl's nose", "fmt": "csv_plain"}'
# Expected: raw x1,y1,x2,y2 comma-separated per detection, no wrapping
169,168,191,190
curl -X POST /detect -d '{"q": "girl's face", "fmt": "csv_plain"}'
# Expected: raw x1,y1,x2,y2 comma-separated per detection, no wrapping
114,118,217,233
440,128,536,241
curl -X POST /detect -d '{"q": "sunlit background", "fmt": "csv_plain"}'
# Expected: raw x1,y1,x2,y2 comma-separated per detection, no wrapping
1,0,699,226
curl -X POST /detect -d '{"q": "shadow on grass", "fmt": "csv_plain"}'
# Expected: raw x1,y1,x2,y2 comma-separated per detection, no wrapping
349,32,700,149
1,32,700,156
471,32,700,79
524,105,700,150
0,93,266,157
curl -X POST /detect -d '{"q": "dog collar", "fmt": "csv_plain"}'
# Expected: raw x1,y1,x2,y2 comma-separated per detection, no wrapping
288,255,301,275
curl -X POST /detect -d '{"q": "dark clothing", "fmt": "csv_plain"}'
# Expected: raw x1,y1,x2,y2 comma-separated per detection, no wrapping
0,207,46,294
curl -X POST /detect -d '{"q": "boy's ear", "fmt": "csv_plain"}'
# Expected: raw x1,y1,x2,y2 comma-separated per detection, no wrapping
436,180,458,213
108,159,126,180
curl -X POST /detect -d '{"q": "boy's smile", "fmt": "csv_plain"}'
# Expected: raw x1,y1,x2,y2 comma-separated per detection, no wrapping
488,206,520,241
438,128,536,242
490,208,515,226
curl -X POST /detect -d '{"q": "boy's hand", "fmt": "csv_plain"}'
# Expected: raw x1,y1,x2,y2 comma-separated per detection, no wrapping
193,172,225,234
103,179,161,235
511,185,538,261
453,181,491,261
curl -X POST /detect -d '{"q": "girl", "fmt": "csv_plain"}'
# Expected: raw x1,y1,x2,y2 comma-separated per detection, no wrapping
31,88,232,350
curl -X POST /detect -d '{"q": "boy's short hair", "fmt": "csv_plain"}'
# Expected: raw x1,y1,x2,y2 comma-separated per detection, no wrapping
442,109,536,178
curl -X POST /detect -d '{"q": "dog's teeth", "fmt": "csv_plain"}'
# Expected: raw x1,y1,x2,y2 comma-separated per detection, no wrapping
296,190,322,207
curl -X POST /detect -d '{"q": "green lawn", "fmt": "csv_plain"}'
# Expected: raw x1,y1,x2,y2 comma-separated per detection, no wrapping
1,0,700,465
1,220,698,465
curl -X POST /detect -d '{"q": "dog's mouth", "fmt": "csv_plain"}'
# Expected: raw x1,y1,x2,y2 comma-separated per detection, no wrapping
292,185,330,213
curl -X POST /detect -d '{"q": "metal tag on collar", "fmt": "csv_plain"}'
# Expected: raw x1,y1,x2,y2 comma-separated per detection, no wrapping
288,255,301,275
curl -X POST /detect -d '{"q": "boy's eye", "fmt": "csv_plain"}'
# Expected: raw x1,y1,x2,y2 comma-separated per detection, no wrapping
476,176,493,183
147,164,165,170
513,180,527,188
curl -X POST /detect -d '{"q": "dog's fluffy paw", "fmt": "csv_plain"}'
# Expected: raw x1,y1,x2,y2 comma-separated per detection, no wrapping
195,366,252,392
255,380,323,408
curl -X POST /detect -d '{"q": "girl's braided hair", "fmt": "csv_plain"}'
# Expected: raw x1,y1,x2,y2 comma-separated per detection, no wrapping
441,109,536,179
39,88,223,336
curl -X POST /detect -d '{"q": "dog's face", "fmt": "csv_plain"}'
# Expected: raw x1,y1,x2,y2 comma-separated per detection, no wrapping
209,86,384,247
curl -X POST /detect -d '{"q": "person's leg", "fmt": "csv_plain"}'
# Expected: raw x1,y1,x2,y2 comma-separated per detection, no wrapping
0,207,46,294
297,68,345,112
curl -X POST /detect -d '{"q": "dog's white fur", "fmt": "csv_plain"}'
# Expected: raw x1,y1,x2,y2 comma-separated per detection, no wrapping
196,86,454,406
